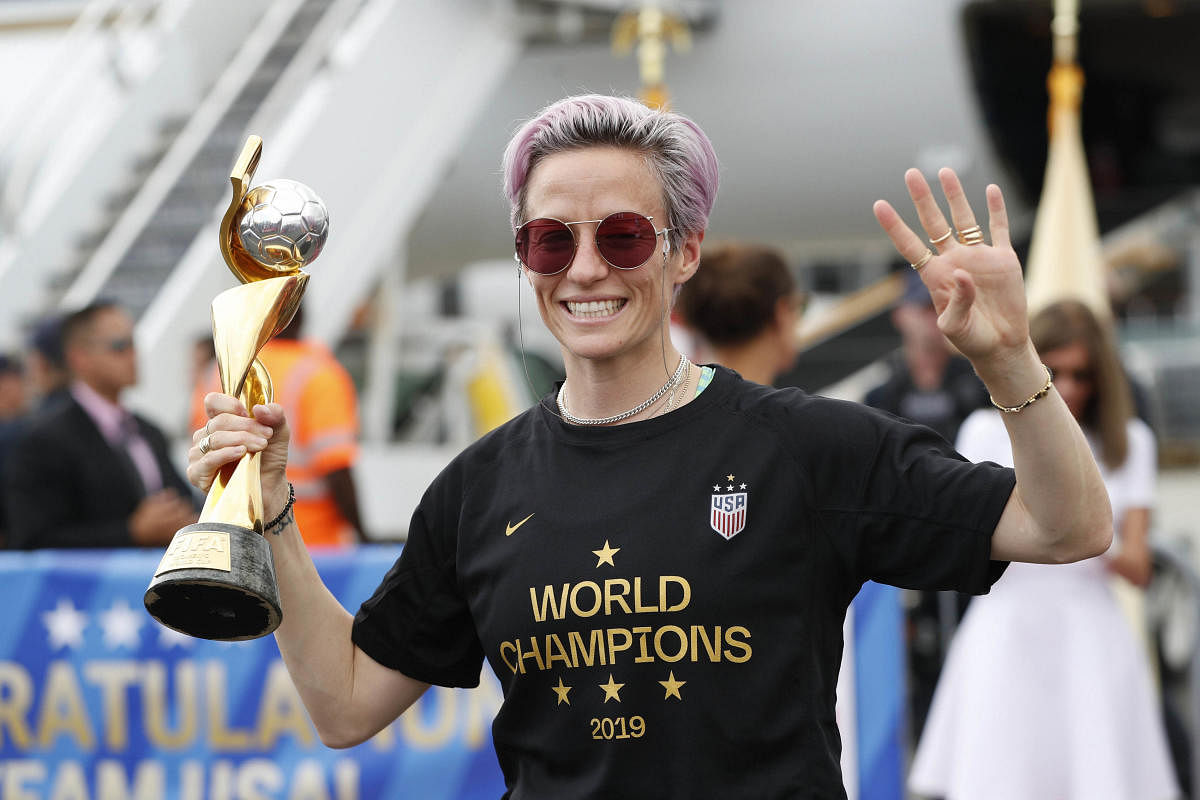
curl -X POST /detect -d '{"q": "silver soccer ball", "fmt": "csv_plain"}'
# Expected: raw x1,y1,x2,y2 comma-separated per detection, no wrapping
237,179,329,271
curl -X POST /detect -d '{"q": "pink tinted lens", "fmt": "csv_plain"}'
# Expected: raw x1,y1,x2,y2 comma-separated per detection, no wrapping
516,218,575,274
595,212,657,269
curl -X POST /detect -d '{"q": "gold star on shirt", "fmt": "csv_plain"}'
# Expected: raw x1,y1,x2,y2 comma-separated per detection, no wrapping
726,474,735,482
659,671,686,700
599,674,624,703
551,677,572,706
593,540,620,567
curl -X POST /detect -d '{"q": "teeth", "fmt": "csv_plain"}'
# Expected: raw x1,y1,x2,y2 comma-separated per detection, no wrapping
567,299,625,318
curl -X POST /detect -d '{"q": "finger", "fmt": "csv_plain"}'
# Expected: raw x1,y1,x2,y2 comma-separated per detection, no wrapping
204,392,248,419
937,269,977,336
937,168,981,236
872,200,934,267
903,169,955,248
199,412,274,440
251,402,286,427
985,184,1011,251
194,431,270,456
187,444,247,491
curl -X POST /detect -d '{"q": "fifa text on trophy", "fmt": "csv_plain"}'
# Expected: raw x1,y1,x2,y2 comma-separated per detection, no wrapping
144,135,329,640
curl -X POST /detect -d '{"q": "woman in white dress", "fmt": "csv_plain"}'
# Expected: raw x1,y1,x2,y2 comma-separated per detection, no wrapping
909,299,1178,800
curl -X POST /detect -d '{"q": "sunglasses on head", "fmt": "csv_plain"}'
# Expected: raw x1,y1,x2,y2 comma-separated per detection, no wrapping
514,212,672,276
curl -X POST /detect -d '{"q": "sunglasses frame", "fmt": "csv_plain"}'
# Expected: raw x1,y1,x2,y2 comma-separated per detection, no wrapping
514,212,673,276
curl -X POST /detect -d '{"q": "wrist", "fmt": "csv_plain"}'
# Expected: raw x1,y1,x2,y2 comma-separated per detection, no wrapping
262,483,296,535
973,342,1045,408
262,481,291,522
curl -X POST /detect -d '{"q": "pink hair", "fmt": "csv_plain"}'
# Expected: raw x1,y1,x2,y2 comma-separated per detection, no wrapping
501,95,719,247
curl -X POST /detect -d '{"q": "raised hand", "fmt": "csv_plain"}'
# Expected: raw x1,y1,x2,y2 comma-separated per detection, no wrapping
873,168,1031,372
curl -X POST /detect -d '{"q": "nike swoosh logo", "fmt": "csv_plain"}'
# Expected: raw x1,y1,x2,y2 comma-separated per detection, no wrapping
505,513,535,537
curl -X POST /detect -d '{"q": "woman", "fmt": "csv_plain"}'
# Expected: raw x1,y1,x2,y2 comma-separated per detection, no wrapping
674,242,803,385
191,95,1111,798
909,299,1177,800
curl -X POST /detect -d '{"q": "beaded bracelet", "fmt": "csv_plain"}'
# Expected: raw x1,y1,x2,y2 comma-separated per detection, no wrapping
989,365,1053,414
263,483,296,533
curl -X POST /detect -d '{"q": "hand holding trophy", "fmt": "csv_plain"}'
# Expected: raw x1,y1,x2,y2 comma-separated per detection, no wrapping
144,136,328,641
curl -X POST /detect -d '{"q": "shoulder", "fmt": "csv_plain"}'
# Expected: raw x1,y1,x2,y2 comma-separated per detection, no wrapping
708,369,926,464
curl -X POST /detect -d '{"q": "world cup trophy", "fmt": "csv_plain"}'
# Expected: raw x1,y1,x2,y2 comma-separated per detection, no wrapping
144,135,328,640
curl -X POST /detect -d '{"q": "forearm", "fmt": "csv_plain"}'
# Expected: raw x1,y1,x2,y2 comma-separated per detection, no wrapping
263,492,424,747
979,345,1112,562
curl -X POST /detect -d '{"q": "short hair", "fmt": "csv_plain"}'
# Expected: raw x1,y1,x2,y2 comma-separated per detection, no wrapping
28,314,65,368
675,243,797,346
1029,299,1133,468
501,94,720,253
60,299,123,352
0,353,21,376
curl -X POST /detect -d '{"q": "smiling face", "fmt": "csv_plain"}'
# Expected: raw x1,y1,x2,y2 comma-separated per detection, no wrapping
521,146,701,371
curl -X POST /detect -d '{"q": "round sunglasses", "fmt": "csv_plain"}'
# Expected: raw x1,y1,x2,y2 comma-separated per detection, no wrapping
514,212,673,276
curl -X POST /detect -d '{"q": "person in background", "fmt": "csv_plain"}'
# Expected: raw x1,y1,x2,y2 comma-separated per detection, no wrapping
865,269,989,443
5,301,197,549
190,304,367,546
909,299,1176,800
25,314,70,413
0,354,28,547
673,242,804,385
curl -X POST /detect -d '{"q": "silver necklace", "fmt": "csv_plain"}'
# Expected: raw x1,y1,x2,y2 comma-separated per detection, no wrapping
557,356,689,426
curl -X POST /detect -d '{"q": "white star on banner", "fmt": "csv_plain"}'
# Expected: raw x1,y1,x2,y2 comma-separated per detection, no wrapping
42,598,88,650
99,600,144,650
157,623,195,649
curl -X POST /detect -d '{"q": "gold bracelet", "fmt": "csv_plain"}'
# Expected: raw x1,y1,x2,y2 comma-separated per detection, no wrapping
989,365,1053,414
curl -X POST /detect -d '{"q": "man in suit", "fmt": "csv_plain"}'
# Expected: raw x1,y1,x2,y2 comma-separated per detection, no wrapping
5,301,197,549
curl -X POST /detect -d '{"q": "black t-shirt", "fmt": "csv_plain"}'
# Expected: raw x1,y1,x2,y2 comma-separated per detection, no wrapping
353,367,1014,799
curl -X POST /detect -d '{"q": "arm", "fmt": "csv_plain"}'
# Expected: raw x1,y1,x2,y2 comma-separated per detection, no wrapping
190,395,427,747
874,168,1111,564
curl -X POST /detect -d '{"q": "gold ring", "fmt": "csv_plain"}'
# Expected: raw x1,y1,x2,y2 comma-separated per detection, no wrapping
204,419,214,437
199,434,213,455
929,229,954,246
957,224,984,246
909,248,934,270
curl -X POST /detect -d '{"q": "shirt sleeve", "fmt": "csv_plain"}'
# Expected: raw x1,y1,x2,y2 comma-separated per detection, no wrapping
351,470,484,688
810,401,1014,597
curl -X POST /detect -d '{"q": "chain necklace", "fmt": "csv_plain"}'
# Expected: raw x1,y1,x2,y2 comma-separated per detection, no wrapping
557,355,689,426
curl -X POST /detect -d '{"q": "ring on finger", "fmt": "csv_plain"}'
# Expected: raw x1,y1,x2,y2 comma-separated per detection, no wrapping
909,248,934,271
204,418,215,437
929,229,954,246
199,434,214,455
956,224,985,246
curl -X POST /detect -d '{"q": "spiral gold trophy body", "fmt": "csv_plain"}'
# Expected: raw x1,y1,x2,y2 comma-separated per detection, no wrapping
144,136,328,641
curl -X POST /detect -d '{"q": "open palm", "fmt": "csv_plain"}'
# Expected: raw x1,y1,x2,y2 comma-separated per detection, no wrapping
873,168,1029,365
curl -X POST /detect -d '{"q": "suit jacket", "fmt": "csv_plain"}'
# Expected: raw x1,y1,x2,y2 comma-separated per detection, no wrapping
4,396,194,549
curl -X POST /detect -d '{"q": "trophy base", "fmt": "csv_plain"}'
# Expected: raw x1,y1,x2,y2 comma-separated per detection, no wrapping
144,522,282,641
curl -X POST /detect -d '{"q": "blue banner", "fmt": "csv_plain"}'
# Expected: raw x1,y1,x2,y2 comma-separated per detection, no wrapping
0,548,506,800
0,551,905,799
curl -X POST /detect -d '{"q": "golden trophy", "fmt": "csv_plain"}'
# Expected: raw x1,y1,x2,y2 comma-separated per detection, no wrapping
144,135,328,640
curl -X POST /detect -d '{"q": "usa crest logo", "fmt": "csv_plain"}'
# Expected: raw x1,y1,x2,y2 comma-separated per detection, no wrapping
710,474,748,540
